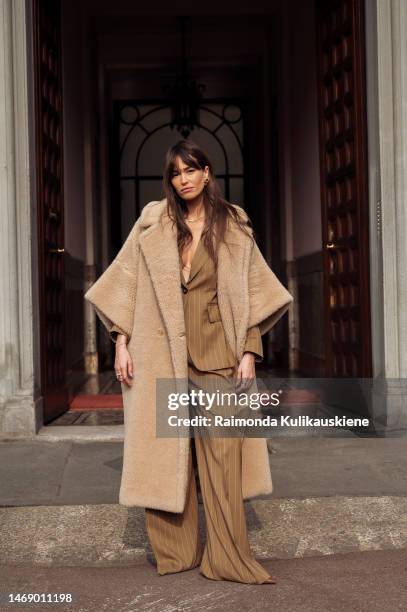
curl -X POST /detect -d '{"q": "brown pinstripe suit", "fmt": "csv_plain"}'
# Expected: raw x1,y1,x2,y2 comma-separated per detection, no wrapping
179,231,263,369
144,231,275,584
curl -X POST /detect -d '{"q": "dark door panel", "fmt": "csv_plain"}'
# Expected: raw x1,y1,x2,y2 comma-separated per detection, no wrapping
33,0,68,421
315,0,372,376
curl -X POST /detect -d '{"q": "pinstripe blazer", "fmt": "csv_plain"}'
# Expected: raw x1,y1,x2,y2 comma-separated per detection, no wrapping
112,232,263,370
179,232,263,370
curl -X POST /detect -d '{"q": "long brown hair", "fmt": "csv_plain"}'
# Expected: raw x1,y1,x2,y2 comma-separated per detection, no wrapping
161,139,255,269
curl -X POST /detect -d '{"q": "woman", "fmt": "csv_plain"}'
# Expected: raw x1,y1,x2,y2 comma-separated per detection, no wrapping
84,140,293,585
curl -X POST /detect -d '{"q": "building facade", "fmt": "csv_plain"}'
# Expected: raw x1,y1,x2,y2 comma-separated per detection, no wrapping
0,0,406,436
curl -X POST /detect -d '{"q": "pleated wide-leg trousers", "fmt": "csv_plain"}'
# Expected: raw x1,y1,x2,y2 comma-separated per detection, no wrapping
145,362,274,584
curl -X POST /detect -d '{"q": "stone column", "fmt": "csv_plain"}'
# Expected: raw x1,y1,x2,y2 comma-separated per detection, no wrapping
366,0,407,429
0,0,40,435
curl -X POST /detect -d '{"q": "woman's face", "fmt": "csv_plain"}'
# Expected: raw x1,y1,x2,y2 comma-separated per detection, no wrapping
170,156,209,201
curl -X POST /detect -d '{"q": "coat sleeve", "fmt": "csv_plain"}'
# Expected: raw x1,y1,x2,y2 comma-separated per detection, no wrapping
243,325,263,363
247,240,293,336
110,324,129,344
84,218,142,343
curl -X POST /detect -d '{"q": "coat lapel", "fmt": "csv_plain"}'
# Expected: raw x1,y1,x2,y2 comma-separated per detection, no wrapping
138,206,188,387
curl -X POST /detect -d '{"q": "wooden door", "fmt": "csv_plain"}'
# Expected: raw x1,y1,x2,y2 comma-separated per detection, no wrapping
315,0,372,377
33,0,68,422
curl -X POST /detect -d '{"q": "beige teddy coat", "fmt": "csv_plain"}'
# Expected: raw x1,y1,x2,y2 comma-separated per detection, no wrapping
84,198,293,513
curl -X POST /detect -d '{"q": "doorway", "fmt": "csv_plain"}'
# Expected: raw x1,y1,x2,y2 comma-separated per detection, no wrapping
34,0,372,429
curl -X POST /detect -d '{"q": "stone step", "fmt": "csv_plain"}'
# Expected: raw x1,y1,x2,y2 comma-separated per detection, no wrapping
1,496,407,567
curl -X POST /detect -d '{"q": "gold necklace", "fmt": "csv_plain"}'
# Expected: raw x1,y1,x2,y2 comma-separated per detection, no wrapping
185,215,205,223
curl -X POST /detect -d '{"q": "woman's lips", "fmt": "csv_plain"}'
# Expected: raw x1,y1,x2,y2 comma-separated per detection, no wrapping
181,187,193,192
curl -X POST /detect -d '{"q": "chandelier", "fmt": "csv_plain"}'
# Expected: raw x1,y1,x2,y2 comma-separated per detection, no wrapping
164,16,205,138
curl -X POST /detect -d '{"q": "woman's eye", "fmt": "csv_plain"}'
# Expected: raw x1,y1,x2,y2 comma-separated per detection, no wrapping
187,169,194,173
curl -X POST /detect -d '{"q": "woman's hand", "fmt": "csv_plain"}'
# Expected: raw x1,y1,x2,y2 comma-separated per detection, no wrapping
235,352,256,393
114,335,134,387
